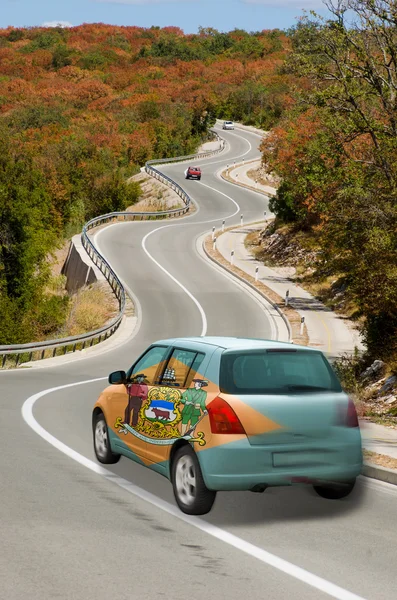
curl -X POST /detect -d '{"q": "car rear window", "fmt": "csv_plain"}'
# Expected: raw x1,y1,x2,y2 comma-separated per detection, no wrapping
219,349,342,395
190,167,200,171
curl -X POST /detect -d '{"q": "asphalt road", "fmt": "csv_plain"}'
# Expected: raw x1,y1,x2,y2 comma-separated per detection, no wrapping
1,126,396,600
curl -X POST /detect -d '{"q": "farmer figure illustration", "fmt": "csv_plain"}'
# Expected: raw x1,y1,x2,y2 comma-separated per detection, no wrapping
124,373,148,427
179,379,208,436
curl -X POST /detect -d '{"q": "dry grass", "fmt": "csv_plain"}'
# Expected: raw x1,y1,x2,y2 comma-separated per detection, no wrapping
204,233,309,346
363,449,397,470
62,282,119,337
127,171,192,213
221,168,269,196
246,166,279,187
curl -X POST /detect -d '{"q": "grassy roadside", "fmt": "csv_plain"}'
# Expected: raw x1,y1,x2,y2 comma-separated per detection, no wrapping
363,449,397,470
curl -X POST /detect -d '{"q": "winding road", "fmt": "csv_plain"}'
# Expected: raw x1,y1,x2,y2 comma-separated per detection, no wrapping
1,126,396,600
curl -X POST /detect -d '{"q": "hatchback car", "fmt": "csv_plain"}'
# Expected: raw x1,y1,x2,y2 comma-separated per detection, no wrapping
222,121,234,130
92,337,363,515
186,166,201,180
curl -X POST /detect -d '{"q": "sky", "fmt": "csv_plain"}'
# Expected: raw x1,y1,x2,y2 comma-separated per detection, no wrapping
2,0,333,34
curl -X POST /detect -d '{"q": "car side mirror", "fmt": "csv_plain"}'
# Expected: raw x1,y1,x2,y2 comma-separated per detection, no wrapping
108,370,127,385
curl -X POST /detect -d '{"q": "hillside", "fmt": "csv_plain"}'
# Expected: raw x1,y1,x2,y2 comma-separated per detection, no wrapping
0,24,292,345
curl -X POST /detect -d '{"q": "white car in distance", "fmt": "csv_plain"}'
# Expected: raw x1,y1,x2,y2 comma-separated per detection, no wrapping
222,121,234,130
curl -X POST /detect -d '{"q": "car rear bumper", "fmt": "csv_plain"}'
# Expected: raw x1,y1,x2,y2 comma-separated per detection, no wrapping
197,437,363,491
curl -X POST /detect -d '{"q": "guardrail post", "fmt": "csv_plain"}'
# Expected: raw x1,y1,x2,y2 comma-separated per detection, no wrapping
2,355,6,368
52,348,56,357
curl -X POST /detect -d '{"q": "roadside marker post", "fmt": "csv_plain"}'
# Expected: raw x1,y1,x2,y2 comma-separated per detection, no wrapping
231,250,234,266
255,266,259,282
240,214,244,226
212,226,216,240
222,220,225,232
213,237,217,251
285,289,289,306
300,316,305,336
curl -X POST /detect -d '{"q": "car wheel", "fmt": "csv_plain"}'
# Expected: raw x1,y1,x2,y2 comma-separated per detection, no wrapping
93,412,120,464
172,445,216,515
313,479,356,499
198,176,201,180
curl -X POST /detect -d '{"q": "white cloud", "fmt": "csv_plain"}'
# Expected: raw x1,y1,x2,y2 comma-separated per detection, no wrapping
41,21,73,28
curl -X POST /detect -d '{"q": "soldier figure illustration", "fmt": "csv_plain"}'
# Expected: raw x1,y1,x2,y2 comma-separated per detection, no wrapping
179,379,208,436
124,374,148,427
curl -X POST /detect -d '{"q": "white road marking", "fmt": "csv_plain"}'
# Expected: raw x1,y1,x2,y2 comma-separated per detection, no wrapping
22,378,368,600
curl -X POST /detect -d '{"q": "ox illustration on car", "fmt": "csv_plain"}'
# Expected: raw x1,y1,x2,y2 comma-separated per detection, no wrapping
185,166,201,180
92,337,363,515
222,121,234,130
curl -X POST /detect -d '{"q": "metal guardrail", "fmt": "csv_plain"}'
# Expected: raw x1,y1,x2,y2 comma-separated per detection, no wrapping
0,130,225,368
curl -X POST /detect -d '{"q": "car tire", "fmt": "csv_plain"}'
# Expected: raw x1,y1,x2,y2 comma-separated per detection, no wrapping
93,412,120,464
198,177,201,180
313,479,356,499
171,445,216,515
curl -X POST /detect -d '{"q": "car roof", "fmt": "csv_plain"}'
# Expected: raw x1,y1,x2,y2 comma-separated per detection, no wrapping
151,336,320,353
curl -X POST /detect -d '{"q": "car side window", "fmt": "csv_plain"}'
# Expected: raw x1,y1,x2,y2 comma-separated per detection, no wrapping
159,349,204,388
129,346,169,385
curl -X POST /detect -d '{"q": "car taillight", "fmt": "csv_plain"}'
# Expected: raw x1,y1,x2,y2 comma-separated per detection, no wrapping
337,398,359,427
207,397,246,434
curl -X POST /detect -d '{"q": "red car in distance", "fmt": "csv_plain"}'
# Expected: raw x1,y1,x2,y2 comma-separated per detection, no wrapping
186,166,201,180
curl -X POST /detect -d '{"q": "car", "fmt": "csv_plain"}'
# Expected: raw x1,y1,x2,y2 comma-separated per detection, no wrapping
222,121,234,130
92,337,363,515
185,166,201,180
